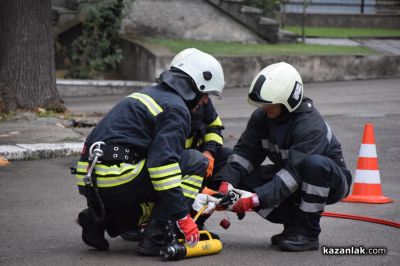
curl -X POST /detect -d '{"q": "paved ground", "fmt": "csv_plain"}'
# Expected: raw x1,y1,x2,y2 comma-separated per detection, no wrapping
0,79,399,265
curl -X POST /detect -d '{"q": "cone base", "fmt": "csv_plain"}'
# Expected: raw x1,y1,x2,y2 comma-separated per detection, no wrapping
0,157,10,166
342,195,393,204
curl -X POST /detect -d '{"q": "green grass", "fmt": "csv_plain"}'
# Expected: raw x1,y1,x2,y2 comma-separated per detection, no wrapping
146,37,378,56
283,26,400,38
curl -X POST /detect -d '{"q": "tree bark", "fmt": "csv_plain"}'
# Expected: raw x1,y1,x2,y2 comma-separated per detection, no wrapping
0,0,65,113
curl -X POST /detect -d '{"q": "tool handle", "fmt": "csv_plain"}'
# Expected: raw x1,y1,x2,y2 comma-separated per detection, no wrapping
193,205,208,222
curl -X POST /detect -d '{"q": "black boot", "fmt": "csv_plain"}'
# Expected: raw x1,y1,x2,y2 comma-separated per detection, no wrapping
278,231,319,252
77,209,109,250
271,225,293,245
121,229,143,241
137,219,165,256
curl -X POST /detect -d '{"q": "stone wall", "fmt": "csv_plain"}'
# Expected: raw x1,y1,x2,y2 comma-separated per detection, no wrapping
122,0,262,43
120,38,400,87
284,13,400,29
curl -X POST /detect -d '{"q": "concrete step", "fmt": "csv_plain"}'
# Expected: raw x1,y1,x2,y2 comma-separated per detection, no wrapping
241,5,263,15
208,0,280,43
277,29,299,43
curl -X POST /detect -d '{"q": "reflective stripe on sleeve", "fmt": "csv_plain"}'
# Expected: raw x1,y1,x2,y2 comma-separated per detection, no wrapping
276,169,299,193
204,133,223,145
128,93,163,116
148,163,182,191
300,200,326,212
228,154,254,173
301,182,330,197
151,175,182,191
181,183,199,199
181,175,203,188
325,121,332,143
148,163,181,179
185,137,194,148
208,116,223,127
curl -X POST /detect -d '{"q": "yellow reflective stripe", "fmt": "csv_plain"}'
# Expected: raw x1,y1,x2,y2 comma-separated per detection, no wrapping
77,161,88,169
152,177,181,191
183,174,203,182
181,183,199,193
128,92,163,116
95,163,137,176
75,173,84,186
185,137,193,148
151,175,181,185
97,160,145,187
76,161,87,186
204,133,223,145
75,160,146,187
208,116,223,127
148,163,181,179
181,175,203,188
138,202,154,225
181,184,198,199
183,192,197,199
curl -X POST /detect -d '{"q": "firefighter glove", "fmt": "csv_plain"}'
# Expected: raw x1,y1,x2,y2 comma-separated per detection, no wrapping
202,151,215,178
192,193,221,216
227,188,259,215
176,214,199,247
218,181,233,194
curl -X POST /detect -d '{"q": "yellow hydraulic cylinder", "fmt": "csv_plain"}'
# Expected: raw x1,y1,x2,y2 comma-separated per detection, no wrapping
184,230,223,258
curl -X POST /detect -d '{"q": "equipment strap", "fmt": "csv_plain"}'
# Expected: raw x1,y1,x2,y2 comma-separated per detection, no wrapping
81,142,145,164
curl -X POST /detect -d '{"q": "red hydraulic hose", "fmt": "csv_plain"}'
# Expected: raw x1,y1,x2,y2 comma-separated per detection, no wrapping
322,212,400,228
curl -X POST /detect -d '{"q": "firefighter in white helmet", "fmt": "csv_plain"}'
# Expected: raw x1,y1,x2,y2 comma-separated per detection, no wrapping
215,62,352,251
74,49,225,255
121,48,232,242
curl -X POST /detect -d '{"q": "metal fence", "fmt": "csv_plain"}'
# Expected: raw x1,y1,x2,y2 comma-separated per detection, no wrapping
281,0,400,14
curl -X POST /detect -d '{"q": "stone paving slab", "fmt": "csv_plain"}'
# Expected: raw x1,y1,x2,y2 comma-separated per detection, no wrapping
0,142,83,160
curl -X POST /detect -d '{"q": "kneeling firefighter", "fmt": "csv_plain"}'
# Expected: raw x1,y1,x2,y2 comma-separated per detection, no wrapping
121,48,231,242
73,49,225,255
214,62,352,252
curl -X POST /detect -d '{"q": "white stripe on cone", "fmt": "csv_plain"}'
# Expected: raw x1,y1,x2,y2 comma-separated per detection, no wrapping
358,144,377,158
354,169,381,184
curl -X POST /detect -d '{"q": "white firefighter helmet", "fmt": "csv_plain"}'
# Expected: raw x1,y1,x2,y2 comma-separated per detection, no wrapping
248,62,303,112
170,50,225,98
169,48,201,68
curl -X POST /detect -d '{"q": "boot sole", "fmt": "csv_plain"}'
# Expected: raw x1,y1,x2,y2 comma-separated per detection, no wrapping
278,240,319,252
137,245,161,256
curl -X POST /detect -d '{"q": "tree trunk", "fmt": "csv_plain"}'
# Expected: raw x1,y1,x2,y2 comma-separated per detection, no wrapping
0,0,65,113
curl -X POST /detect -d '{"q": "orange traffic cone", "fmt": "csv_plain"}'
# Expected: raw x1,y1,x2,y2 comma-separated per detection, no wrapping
0,155,10,166
342,123,393,204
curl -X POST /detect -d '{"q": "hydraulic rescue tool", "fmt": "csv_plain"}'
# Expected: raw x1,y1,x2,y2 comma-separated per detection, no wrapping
161,190,242,260
161,205,223,260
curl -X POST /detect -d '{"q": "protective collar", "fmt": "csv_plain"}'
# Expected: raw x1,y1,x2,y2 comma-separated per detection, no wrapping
158,70,203,109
